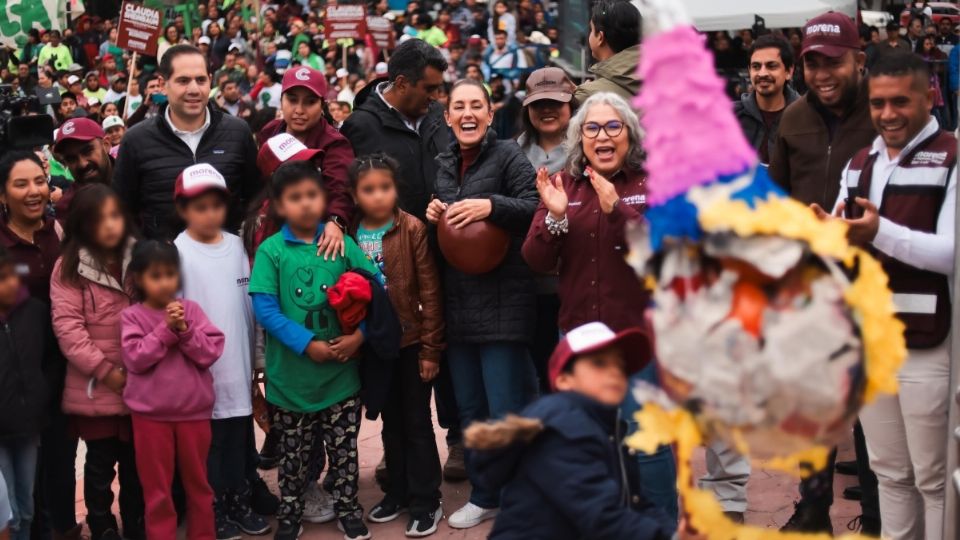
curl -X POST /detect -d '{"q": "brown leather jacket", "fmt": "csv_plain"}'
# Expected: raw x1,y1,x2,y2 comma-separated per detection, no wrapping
768,82,877,209
354,210,445,362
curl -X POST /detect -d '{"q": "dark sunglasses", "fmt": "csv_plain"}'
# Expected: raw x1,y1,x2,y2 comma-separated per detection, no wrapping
581,120,624,139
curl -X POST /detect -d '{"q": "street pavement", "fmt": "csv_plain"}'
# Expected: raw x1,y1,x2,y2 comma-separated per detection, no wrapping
74,406,862,539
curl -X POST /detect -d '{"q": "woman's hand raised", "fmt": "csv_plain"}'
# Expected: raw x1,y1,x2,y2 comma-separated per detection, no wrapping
535,167,568,219
586,166,620,214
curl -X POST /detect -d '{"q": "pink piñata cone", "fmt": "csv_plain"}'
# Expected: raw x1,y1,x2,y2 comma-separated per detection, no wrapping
635,25,757,206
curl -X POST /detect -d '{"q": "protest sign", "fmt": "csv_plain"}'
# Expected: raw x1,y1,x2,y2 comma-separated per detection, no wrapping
366,15,395,50
116,1,162,56
324,5,366,40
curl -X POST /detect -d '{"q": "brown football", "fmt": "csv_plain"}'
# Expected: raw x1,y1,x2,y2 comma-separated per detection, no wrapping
437,215,511,275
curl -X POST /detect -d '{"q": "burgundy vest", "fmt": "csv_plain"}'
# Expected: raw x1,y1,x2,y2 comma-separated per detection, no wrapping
845,129,956,349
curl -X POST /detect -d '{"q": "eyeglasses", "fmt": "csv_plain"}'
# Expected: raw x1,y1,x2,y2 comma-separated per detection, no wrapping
581,120,624,139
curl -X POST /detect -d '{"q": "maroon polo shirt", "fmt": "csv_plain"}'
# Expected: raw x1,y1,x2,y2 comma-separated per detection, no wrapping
522,169,648,333
0,214,62,304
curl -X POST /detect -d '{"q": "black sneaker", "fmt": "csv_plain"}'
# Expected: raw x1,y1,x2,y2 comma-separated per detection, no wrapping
273,523,303,540
780,501,833,534
250,476,280,516
405,507,442,538
259,429,282,470
215,518,242,540
228,505,271,535
367,497,406,523
338,516,372,540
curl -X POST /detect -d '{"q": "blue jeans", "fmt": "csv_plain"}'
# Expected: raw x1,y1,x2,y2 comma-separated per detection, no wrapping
622,365,679,523
447,342,535,508
0,436,40,540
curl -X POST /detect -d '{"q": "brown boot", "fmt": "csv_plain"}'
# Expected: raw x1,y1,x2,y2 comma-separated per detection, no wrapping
443,443,467,482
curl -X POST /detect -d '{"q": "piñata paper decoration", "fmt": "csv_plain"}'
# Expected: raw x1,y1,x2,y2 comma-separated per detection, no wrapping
626,1,907,538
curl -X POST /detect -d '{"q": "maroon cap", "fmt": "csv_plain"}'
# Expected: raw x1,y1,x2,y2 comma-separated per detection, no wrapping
257,133,323,178
174,163,229,200
547,322,651,392
54,118,105,153
801,12,860,58
281,66,328,98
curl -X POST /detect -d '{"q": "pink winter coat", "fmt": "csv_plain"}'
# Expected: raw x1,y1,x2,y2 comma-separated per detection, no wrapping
50,242,135,417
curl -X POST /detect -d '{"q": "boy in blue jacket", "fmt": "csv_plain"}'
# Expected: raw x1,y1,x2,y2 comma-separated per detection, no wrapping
468,322,695,540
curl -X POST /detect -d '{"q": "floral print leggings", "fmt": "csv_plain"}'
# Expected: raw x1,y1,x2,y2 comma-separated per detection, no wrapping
272,395,363,527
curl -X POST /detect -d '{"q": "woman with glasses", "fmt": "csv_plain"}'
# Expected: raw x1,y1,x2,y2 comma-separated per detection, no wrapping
521,92,680,524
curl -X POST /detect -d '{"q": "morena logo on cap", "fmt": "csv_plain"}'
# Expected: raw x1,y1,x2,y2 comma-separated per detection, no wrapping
805,23,842,36
61,121,76,135
267,133,308,162
294,67,311,81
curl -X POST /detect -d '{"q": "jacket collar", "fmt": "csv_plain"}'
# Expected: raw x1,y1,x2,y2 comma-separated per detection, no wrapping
439,127,498,167
739,85,800,121
77,236,135,293
155,103,223,141
349,208,404,238
359,87,445,138
0,214,56,249
868,116,940,160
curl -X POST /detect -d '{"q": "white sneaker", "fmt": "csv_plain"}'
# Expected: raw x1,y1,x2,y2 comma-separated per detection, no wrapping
303,482,336,523
446,502,497,529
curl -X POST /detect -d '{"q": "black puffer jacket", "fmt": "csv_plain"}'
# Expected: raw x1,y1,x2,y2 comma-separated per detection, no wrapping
112,104,260,240
341,81,449,222
0,290,56,440
434,129,538,344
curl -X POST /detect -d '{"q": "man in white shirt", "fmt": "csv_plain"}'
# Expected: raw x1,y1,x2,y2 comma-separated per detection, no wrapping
812,51,955,540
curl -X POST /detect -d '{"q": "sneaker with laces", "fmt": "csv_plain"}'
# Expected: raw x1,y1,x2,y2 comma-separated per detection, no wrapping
405,506,442,537
367,497,406,523
228,503,271,535
303,482,336,524
215,516,242,540
780,501,833,534
338,516,372,540
273,523,302,540
447,502,497,529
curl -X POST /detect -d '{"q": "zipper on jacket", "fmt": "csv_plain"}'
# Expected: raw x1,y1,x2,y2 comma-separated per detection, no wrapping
615,408,630,507
823,144,833,206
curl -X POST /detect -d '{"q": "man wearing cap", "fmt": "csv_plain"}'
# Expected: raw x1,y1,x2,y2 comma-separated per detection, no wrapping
104,72,128,104
573,0,642,104
257,66,354,258
52,117,115,221
56,92,80,123
768,12,878,534
113,44,259,240
341,39,449,222
66,75,88,107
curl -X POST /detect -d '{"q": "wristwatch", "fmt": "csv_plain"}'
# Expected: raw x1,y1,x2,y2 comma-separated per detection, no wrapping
329,215,346,232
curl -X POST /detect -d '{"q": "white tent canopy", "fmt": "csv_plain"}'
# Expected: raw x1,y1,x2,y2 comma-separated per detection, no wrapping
661,0,858,32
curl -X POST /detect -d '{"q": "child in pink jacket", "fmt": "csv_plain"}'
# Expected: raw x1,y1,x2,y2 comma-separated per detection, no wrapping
120,240,225,540
50,185,144,540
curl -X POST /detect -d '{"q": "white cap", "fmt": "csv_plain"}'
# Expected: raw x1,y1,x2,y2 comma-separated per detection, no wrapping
228,42,242,52
336,67,349,78
67,75,81,85
198,36,211,45
399,34,412,43
384,11,396,21
374,62,388,76
101,115,124,130
86,96,100,106
175,163,229,199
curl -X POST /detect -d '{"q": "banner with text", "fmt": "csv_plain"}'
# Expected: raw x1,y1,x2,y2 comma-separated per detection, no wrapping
325,5,366,40
116,1,162,56
366,15,395,50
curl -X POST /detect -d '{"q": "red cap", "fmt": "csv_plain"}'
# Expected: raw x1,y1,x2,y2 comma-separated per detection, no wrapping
281,66,328,98
257,133,324,177
102,53,114,61
174,163,229,200
547,322,651,392
54,118,105,153
800,12,860,58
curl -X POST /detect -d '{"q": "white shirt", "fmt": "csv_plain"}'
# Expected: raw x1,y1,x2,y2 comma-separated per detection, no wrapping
833,117,956,276
165,106,211,156
376,82,424,132
175,232,254,419
259,83,282,109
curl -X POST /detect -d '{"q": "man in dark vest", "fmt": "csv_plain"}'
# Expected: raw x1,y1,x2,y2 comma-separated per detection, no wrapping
770,12,882,534
812,51,955,540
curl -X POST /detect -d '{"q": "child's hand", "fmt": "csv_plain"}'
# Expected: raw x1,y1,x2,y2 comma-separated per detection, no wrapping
419,358,439,382
329,329,364,362
306,340,333,363
166,301,187,332
102,368,126,394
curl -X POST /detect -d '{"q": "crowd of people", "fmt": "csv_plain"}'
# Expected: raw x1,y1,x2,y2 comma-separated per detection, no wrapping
0,1,955,540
